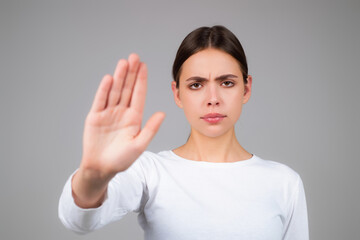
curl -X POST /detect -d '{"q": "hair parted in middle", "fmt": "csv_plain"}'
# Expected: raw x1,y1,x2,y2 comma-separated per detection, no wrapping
172,25,249,89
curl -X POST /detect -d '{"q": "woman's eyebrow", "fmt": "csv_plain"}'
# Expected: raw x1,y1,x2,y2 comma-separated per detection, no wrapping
215,74,238,81
185,74,238,82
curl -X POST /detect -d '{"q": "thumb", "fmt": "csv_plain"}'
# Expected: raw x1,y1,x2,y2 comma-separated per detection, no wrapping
134,112,166,150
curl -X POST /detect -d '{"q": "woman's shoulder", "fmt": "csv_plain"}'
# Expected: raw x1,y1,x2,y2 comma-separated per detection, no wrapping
137,150,169,161
252,154,302,184
133,150,170,168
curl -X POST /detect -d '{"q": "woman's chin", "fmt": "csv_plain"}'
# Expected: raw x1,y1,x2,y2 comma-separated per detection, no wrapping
191,126,234,139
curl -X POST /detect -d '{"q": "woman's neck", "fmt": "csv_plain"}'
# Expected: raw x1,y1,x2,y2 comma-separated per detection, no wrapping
172,128,252,163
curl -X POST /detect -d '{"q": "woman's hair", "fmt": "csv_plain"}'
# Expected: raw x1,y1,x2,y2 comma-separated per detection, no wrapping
172,25,248,88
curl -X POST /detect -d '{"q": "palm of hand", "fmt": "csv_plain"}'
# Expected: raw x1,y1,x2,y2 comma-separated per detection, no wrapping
81,54,165,177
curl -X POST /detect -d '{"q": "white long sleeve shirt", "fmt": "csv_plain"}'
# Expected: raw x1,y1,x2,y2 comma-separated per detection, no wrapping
59,150,309,240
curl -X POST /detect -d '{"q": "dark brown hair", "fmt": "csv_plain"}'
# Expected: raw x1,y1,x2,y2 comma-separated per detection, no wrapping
172,25,248,88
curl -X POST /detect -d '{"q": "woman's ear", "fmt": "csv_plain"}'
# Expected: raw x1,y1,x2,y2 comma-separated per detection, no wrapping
171,81,183,108
243,75,252,104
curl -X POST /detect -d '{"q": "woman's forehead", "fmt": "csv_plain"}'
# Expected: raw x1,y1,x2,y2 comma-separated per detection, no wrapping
180,49,242,79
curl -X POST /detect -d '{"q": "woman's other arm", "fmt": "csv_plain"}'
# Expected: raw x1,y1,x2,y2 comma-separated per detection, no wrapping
282,176,309,240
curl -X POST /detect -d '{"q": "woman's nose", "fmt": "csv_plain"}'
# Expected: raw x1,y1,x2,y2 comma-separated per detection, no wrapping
207,98,220,106
207,85,220,106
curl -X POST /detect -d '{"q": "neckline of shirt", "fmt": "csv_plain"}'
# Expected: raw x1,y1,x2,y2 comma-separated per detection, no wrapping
162,150,259,167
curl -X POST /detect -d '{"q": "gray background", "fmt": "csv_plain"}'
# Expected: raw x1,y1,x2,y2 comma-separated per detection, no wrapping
1,0,359,239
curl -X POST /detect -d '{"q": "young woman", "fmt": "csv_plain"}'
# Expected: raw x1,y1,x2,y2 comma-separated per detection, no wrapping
59,26,309,240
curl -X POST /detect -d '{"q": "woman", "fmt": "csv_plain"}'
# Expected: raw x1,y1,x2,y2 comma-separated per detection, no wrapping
59,25,309,240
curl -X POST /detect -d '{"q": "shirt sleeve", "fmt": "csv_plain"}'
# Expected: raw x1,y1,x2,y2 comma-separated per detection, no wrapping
282,175,309,240
58,154,148,234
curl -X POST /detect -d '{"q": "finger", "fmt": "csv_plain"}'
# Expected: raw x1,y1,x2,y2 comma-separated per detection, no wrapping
90,74,113,112
130,62,147,114
119,53,140,107
108,59,128,107
134,112,166,151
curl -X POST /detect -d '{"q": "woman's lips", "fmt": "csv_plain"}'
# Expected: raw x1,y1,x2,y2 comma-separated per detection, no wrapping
200,113,227,123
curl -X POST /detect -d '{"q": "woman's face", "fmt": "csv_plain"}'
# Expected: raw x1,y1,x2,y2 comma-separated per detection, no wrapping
171,48,252,138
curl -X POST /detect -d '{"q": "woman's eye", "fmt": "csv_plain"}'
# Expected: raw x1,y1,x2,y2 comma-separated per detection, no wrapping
189,83,202,89
222,81,234,87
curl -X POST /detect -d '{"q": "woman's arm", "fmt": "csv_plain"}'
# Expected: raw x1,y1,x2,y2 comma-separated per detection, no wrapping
282,176,309,240
58,54,165,232
72,54,164,208
58,153,149,234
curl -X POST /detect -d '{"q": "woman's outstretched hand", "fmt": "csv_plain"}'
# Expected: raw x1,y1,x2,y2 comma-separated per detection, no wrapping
72,54,165,208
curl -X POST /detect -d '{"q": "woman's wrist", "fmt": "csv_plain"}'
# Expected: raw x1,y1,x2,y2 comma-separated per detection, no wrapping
71,166,112,208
